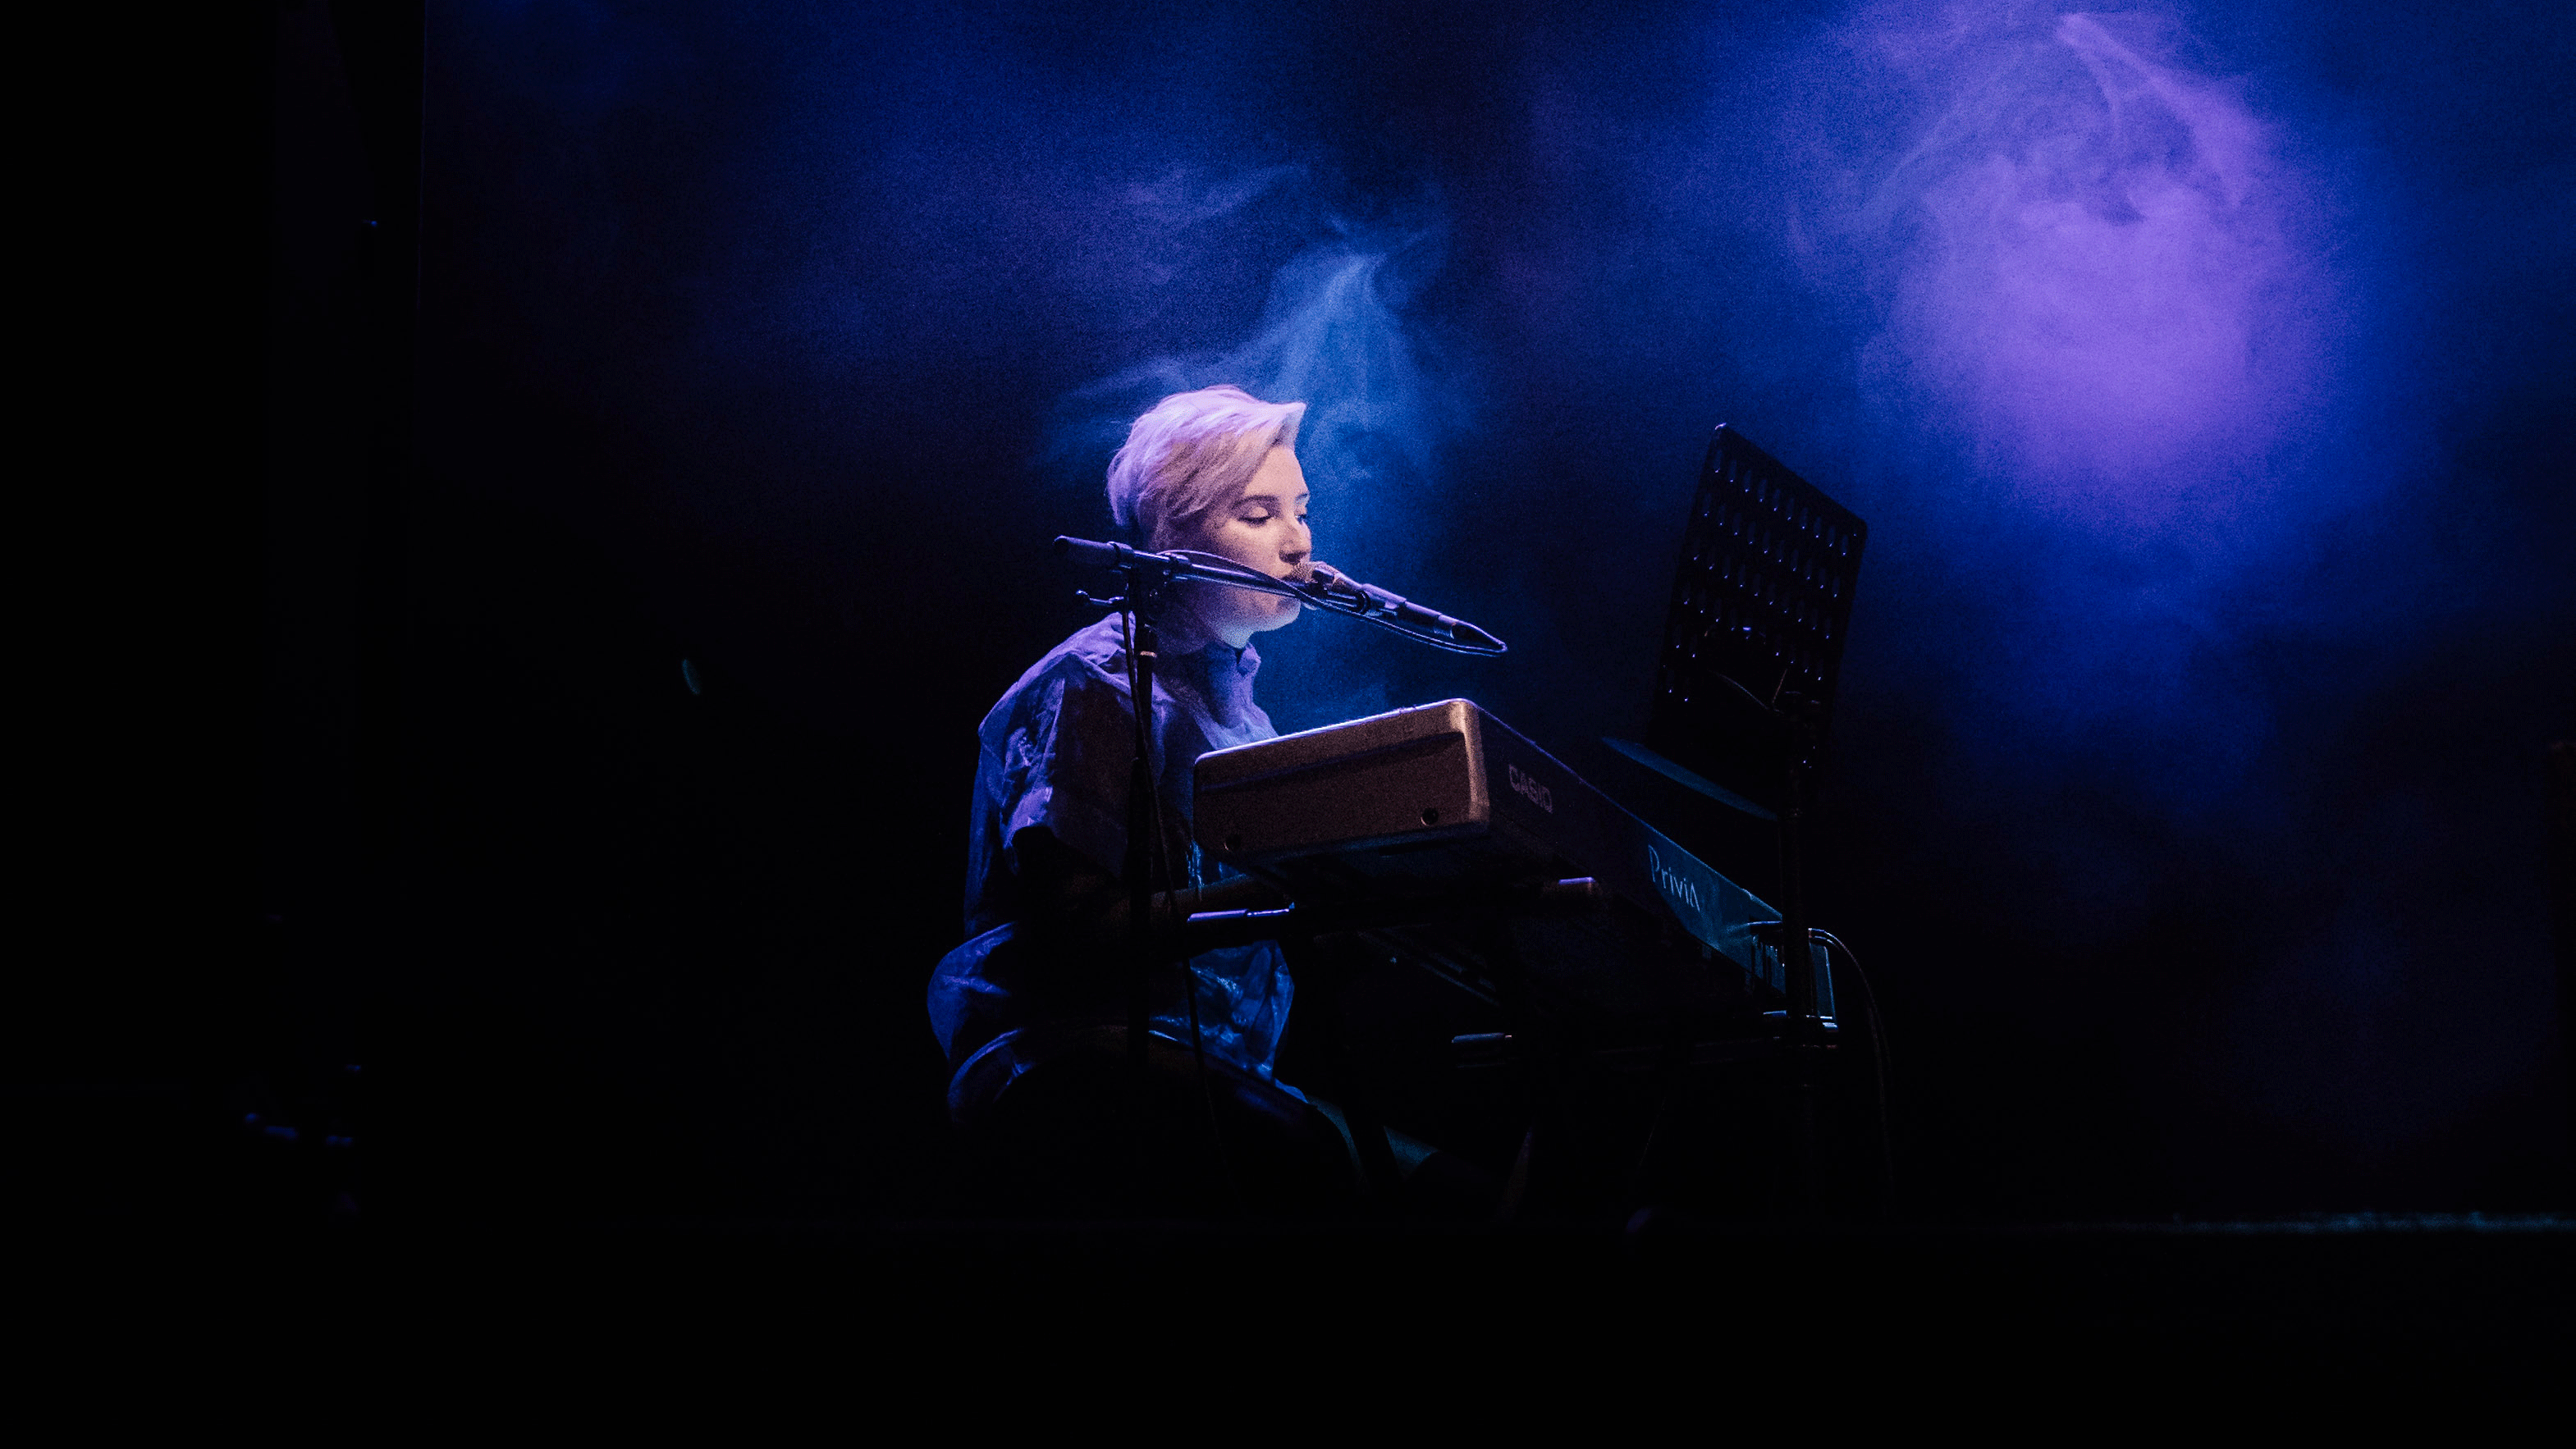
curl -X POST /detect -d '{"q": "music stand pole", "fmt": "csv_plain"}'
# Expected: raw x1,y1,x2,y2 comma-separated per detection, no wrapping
1774,694,1828,1212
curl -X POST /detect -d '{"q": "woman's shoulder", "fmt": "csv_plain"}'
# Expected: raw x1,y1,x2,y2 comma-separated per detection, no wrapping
976,615,1132,743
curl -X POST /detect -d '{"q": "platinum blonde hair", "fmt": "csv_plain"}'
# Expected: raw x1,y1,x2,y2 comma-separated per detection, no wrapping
1106,385,1306,551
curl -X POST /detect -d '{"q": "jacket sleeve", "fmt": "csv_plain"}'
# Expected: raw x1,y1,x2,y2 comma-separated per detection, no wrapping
991,661,1135,884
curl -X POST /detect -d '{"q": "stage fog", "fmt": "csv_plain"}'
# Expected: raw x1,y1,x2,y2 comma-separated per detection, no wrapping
250,0,2574,1218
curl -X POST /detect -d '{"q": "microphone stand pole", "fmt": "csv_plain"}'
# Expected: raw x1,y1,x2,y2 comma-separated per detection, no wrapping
1115,595,1160,1113
1085,555,1228,1209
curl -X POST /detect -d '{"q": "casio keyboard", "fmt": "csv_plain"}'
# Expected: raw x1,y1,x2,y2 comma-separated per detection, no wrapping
1190,698,1831,1030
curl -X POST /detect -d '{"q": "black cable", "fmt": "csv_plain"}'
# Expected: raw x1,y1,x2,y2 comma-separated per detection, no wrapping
1810,928,1897,1216
1750,921,1897,1216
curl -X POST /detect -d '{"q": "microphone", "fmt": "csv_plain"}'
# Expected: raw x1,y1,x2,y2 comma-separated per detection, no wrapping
1052,537,1506,656
1298,564,1508,655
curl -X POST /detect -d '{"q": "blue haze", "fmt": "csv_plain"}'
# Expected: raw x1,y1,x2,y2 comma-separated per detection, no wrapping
430,0,2574,1186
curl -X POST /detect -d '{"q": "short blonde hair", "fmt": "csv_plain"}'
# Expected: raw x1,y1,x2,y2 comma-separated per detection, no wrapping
1106,386,1306,550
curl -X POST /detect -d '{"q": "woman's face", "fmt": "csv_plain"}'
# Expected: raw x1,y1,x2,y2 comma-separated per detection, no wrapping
1174,445,1312,647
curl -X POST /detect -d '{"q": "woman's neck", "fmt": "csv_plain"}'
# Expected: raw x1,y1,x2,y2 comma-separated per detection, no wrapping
1143,594,1247,653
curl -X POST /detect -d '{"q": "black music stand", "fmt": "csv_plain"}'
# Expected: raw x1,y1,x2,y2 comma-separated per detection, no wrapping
1639,425,1868,1205
1643,425,1867,822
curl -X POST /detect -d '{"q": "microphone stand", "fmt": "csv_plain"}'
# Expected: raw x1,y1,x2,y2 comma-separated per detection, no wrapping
1074,555,1232,1209
1112,588,1160,1122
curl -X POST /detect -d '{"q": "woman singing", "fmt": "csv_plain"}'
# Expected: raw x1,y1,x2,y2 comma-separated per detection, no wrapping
927,386,1470,1214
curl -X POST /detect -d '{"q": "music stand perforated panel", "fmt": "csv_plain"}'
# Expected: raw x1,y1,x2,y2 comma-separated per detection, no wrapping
1645,425,1868,816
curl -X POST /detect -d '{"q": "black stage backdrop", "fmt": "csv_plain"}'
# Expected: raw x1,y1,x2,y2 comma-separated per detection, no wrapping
25,1,2570,1231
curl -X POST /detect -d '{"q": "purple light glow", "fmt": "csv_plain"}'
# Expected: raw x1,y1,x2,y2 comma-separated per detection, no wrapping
1837,8,2329,530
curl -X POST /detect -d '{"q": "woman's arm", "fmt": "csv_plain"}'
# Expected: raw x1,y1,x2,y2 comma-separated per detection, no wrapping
1010,824,1285,953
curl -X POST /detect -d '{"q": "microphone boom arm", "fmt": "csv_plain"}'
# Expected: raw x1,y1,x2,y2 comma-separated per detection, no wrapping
1053,537,1507,656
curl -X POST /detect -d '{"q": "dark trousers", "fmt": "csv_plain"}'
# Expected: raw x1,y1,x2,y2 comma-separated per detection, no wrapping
954,1024,1494,1220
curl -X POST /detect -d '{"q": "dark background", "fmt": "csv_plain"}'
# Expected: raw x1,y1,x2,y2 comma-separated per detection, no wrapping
24,0,2569,1230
